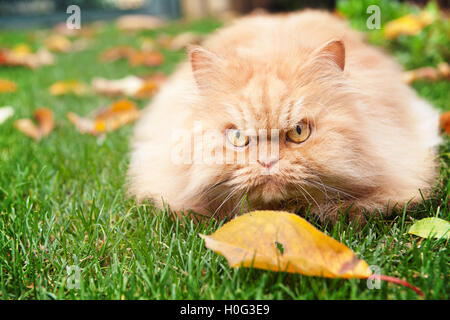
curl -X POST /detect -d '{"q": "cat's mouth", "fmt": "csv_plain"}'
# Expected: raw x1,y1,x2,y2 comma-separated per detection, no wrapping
251,175,287,203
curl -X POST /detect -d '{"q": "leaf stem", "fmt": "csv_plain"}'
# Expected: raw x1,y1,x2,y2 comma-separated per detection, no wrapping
379,275,424,297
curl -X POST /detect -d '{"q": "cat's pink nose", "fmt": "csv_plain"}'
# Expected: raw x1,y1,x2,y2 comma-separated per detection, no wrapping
257,159,278,169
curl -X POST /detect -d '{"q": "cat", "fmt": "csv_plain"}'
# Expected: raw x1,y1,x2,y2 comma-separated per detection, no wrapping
128,10,441,223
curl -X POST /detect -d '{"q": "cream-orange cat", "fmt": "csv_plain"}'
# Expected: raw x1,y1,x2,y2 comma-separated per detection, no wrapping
128,10,440,222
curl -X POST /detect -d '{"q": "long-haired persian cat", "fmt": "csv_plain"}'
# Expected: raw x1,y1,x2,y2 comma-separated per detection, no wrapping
128,11,440,222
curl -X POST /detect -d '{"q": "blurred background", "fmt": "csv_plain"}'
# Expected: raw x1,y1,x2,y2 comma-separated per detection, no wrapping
1,0,449,28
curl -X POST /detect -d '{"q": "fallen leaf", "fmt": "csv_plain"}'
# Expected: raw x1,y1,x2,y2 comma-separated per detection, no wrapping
135,73,167,98
15,108,54,141
15,119,41,140
129,51,165,67
100,46,137,63
45,34,72,52
409,217,450,239
201,211,424,296
201,211,371,278
437,62,450,79
384,12,434,39
116,15,165,32
34,108,54,136
0,48,54,69
403,67,439,84
440,112,450,135
92,76,144,97
49,80,88,96
0,79,17,93
92,74,166,98
158,32,204,51
0,106,14,124
68,99,140,135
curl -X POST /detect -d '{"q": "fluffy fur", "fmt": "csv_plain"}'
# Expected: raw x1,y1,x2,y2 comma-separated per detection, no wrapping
128,10,441,222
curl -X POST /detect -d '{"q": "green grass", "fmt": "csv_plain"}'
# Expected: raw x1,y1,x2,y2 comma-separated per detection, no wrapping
0,14,448,300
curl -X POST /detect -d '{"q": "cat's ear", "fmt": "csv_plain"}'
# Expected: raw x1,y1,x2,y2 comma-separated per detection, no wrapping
314,39,345,71
188,45,223,90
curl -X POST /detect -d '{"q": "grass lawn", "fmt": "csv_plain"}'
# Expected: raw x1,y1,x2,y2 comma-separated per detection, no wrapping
0,15,448,299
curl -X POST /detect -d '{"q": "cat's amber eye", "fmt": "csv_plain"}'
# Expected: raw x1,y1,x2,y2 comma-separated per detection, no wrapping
226,129,250,148
286,122,311,144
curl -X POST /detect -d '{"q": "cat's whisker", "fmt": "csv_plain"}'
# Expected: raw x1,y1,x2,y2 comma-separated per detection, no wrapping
306,179,358,200
212,188,240,218
228,187,250,219
294,183,323,216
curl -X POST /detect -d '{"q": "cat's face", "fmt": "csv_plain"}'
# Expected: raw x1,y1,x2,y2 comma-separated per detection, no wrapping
188,41,373,212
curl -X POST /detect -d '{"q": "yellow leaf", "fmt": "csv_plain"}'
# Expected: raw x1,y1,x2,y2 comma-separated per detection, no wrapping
384,12,434,39
0,79,17,93
49,80,87,96
12,44,32,56
45,34,72,52
201,211,371,279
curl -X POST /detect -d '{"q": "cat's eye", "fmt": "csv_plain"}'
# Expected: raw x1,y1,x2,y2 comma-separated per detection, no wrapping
286,122,311,144
226,129,249,147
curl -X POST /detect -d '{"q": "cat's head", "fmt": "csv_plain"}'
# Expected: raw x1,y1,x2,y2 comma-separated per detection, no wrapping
185,40,376,214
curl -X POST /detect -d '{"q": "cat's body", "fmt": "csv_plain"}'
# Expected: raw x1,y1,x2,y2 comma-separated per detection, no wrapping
128,10,440,222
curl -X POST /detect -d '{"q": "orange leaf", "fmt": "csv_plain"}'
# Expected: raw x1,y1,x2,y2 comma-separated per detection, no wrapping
135,73,167,98
15,108,54,141
0,79,17,93
68,100,140,135
440,112,450,135
128,51,164,67
34,108,54,136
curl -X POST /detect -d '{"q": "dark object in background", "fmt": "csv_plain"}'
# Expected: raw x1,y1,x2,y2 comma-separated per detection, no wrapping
230,0,449,13
231,0,336,13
